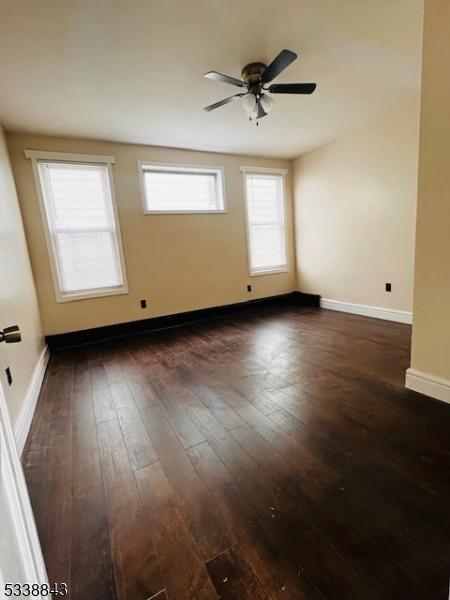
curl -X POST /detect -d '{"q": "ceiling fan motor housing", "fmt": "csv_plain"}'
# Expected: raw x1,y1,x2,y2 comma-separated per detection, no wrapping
241,62,267,85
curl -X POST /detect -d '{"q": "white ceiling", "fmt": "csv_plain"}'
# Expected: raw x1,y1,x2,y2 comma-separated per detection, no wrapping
0,0,423,158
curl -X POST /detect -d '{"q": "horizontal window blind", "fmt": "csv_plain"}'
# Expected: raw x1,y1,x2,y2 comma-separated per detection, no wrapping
37,161,125,298
244,172,287,274
141,165,224,212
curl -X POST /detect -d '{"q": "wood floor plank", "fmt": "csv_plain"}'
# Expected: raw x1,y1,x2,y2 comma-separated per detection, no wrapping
205,545,269,600
89,362,117,424
144,363,206,449
23,356,74,588
121,343,162,410
142,405,234,560
71,484,116,600
135,462,218,600
98,415,162,599
22,357,63,468
25,460,73,589
110,381,158,470
72,360,103,492
97,418,136,492
183,381,245,431
107,479,163,600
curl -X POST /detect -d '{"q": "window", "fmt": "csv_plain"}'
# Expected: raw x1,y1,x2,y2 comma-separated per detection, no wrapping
25,151,127,302
139,162,226,213
242,167,288,275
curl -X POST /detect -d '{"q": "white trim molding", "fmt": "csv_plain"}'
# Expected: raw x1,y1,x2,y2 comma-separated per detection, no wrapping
15,346,50,455
25,149,115,164
240,165,288,175
405,368,450,405
0,375,49,592
320,298,412,324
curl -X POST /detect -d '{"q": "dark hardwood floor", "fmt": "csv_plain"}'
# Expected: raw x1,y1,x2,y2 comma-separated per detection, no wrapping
23,306,450,600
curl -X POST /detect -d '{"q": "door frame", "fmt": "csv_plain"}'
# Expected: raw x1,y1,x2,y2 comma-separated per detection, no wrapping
0,380,48,591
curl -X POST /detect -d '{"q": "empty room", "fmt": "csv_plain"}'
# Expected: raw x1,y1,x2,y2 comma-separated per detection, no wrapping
1,0,450,598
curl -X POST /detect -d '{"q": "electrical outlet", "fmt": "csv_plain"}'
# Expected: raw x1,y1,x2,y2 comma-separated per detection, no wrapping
385,283,392,292
247,284,252,292
5,367,12,386
140,299,147,309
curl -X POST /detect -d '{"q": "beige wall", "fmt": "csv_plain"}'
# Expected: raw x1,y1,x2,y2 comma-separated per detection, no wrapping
7,133,295,336
293,103,420,312
410,0,450,381
0,127,44,428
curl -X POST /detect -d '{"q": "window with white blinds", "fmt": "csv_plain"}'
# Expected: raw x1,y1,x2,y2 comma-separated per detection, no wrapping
243,170,288,275
139,163,225,213
34,158,127,301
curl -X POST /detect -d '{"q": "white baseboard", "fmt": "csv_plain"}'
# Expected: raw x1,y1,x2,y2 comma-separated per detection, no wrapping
405,368,450,405
320,298,412,324
15,345,50,455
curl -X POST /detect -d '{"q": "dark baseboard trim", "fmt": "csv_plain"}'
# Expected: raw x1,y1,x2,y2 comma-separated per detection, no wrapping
46,291,320,351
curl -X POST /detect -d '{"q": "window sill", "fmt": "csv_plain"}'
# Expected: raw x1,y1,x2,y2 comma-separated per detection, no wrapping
249,267,289,277
143,210,228,215
56,286,129,303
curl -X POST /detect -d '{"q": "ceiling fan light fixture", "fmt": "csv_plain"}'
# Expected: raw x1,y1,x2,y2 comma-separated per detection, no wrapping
242,93,257,114
260,94,274,114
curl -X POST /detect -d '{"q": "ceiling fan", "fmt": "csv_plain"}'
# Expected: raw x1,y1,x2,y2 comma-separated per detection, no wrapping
203,49,316,122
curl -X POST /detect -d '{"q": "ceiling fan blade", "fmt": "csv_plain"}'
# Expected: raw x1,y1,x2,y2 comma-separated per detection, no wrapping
269,83,316,94
260,49,297,84
256,101,267,120
204,71,246,88
204,94,243,112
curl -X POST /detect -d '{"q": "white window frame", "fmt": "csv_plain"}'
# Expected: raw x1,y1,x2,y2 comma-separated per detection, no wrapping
138,161,227,214
241,166,289,277
25,150,128,303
